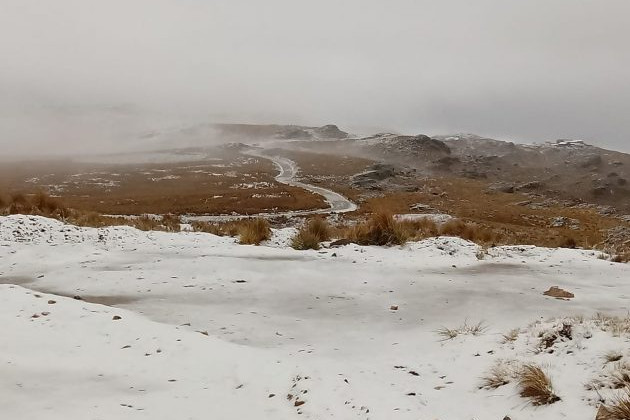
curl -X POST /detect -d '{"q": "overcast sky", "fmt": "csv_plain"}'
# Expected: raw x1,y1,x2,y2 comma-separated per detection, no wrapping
1,0,629,154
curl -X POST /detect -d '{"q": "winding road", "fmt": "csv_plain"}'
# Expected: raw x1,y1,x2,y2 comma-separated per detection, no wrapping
184,149,357,222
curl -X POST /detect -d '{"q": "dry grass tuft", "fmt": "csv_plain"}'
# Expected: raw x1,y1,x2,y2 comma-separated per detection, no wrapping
305,217,331,242
501,328,520,344
439,219,496,243
342,211,441,246
593,313,630,337
290,217,332,250
517,364,560,406
238,218,271,245
345,211,409,246
479,362,513,390
160,214,181,232
436,320,487,341
604,351,624,364
3,191,68,217
291,229,322,250
598,391,630,420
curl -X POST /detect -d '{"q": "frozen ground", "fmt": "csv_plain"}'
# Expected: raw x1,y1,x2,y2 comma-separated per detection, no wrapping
1,215,629,419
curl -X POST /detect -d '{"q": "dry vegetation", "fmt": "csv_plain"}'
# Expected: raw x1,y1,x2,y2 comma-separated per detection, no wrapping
0,191,183,232
517,364,561,406
598,392,630,420
238,218,271,245
0,151,326,216
435,320,487,341
479,361,514,390
336,211,495,247
291,217,331,250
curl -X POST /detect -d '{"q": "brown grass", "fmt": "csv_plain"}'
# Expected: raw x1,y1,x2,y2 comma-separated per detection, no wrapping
238,218,271,245
479,362,513,390
501,328,520,344
291,230,322,250
436,321,487,341
291,217,332,250
517,364,560,406
604,351,624,364
598,391,630,420
2,191,67,218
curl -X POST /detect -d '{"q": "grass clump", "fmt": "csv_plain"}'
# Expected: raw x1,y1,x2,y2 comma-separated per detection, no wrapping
598,391,630,420
291,217,331,250
479,361,514,390
291,230,322,250
238,218,271,245
344,212,411,246
501,328,520,344
517,364,560,406
436,320,487,341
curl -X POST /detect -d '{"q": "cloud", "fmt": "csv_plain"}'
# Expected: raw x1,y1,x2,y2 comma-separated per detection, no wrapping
1,0,629,154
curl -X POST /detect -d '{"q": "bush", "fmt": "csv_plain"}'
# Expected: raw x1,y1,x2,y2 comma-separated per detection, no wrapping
291,229,321,250
305,217,331,242
439,219,495,243
517,364,560,406
290,217,332,250
161,214,181,232
238,218,271,245
345,211,409,246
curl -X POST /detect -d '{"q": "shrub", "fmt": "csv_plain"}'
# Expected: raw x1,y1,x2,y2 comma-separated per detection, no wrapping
517,364,560,406
291,229,321,250
345,211,409,246
132,216,162,231
238,218,271,245
192,221,225,236
480,361,513,390
33,190,66,216
305,217,331,242
161,214,181,232
439,219,495,243
8,193,31,214
598,391,630,420
436,321,487,341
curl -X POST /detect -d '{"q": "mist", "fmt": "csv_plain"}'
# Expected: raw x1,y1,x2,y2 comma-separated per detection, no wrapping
1,0,629,155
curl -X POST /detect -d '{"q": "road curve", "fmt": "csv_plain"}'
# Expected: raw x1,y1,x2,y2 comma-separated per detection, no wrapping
184,150,357,222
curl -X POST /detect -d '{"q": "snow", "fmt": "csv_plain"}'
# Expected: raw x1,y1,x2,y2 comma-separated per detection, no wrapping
1,214,629,419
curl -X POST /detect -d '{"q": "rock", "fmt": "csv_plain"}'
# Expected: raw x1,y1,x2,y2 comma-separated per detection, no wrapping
488,182,515,194
47,300,56,304
515,181,544,191
390,305,399,311
543,286,574,299
409,203,436,212
313,124,348,139
550,217,580,229
351,164,397,187
112,315,122,320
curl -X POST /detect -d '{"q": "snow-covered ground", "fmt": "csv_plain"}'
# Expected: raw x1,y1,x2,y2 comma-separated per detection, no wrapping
1,215,629,419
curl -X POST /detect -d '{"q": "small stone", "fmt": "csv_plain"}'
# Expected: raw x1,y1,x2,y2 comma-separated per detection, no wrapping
390,305,399,311
47,300,56,304
73,295,82,300
294,400,305,407
112,315,122,320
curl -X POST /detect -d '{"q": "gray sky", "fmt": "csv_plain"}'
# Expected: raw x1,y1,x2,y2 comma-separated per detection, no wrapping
1,0,629,154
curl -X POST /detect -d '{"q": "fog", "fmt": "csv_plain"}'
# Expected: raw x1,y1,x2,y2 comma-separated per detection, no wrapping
1,0,629,155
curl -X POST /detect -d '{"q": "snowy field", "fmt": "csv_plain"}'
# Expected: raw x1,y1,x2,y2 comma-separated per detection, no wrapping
1,215,629,419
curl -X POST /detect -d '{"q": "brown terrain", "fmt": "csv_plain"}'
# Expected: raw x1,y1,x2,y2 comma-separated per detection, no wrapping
1,123,629,258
